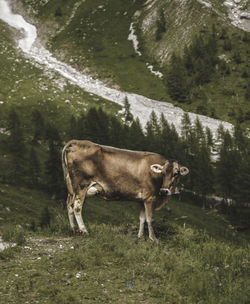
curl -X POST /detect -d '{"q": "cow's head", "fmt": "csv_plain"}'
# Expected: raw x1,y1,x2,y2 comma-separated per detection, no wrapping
150,161,189,196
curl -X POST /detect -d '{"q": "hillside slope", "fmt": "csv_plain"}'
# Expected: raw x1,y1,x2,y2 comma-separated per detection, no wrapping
0,184,249,304
136,0,250,126
12,0,250,129
138,0,250,62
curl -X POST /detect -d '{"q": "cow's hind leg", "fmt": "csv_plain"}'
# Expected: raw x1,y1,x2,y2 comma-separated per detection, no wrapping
138,207,146,238
73,190,88,235
144,200,158,242
66,193,77,233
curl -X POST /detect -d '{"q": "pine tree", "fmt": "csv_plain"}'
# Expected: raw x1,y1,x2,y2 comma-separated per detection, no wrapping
216,124,225,143
195,57,212,85
85,108,100,142
233,51,242,64
159,114,180,159
28,147,40,188
193,117,205,144
76,113,87,139
31,109,45,144
205,127,214,148
127,118,145,150
96,107,110,144
7,109,26,184
68,115,78,139
223,39,232,51
216,131,240,199
183,45,194,76
123,97,133,126
194,141,214,200
85,107,110,144
181,113,192,140
164,53,189,103
234,123,246,154
155,9,166,41
109,116,125,148
45,124,63,198
145,111,160,152
234,153,250,205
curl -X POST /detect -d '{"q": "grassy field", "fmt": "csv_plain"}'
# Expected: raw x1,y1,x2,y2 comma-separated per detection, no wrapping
0,184,249,304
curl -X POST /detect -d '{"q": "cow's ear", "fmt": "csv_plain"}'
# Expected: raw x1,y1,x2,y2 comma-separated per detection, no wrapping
150,164,163,174
180,166,189,176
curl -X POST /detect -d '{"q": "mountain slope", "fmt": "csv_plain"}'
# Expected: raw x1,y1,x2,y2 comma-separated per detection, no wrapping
15,0,250,128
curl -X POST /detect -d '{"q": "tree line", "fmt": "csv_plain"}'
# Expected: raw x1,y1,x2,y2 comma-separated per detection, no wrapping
161,24,250,123
1,102,249,212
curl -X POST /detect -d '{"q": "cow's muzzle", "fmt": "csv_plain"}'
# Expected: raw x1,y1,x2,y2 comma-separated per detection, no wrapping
159,188,172,196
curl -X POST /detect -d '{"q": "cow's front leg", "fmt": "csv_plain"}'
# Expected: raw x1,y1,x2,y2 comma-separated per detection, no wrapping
144,200,158,242
73,190,88,235
138,208,146,238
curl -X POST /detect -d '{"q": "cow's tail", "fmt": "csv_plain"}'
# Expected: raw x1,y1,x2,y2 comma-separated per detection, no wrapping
62,142,74,195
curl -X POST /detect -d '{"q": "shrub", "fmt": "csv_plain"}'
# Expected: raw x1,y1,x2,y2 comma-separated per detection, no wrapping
1,224,26,246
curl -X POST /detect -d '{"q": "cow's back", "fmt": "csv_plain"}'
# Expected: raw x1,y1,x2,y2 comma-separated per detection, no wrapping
63,140,166,200
96,144,166,200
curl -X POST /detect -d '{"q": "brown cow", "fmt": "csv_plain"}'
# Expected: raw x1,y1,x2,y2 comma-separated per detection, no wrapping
62,140,189,241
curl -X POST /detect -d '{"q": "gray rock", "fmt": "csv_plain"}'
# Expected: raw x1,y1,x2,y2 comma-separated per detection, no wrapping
240,12,250,19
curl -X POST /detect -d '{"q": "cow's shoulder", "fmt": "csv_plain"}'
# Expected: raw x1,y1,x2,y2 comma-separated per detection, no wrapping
144,152,167,165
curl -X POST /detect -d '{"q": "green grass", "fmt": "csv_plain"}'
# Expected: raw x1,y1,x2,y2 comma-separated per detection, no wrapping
0,224,249,303
18,0,168,101
49,0,167,101
0,19,121,133
0,184,249,303
16,0,250,128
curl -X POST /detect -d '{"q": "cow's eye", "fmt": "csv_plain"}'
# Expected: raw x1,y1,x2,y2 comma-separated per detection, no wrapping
173,172,179,177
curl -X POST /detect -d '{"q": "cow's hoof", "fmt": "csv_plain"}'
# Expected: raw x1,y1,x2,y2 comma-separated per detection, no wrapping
70,228,78,235
79,230,89,236
149,236,159,243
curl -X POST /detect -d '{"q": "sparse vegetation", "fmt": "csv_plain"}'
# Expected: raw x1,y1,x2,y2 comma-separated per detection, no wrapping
0,1,250,303
0,195,249,303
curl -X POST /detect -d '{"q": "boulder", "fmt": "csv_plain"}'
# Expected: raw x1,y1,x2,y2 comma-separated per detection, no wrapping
240,12,250,19
224,1,235,8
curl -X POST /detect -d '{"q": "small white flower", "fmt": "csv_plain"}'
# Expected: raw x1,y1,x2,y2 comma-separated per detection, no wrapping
76,273,81,279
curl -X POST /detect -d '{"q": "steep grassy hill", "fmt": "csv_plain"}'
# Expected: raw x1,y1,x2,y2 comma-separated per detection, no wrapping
137,0,250,126
16,0,167,101
0,16,120,134
12,0,250,129
0,184,249,304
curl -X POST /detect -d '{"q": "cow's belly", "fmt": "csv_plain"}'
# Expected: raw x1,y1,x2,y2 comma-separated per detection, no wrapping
87,179,137,201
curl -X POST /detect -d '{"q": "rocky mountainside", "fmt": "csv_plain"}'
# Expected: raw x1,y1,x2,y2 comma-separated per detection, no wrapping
0,0,250,131
137,0,250,63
